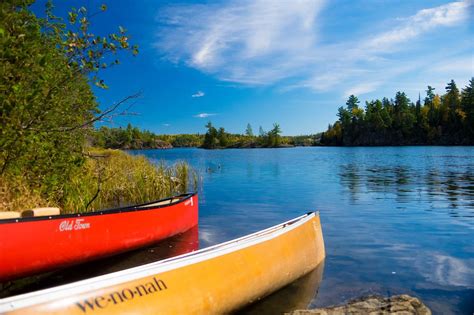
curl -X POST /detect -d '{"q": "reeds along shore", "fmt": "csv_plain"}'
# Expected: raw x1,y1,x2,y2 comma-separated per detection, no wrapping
0,149,197,214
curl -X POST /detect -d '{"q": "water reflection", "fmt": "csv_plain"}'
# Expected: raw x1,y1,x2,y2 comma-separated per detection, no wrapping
339,163,474,219
0,226,199,298
238,261,325,314
133,147,474,314
415,252,474,288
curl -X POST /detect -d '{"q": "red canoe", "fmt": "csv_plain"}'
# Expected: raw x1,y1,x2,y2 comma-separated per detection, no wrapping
0,193,198,282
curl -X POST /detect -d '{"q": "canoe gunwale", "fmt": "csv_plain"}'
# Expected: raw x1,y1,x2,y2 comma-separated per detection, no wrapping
0,212,320,312
0,192,196,225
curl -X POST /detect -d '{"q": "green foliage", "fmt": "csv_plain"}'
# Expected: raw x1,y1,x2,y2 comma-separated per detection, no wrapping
461,78,474,137
91,125,175,149
217,127,229,147
200,122,303,149
1,0,99,201
203,122,219,149
346,94,360,112
245,123,254,137
0,2,203,214
321,78,474,146
92,125,208,149
265,123,282,147
166,134,203,147
62,149,197,213
94,122,318,150
1,149,197,213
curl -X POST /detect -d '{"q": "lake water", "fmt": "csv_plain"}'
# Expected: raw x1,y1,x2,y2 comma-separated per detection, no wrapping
134,146,474,314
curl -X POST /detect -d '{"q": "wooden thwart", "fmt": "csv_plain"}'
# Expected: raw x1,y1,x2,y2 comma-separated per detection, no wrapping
0,212,21,219
21,208,61,218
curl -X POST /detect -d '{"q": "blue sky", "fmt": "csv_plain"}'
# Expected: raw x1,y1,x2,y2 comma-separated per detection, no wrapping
34,1,473,135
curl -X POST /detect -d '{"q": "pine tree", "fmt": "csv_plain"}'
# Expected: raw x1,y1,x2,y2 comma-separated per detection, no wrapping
461,78,474,141
245,123,254,137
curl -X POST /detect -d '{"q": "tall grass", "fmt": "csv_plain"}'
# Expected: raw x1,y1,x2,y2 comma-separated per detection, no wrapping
0,177,49,212
0,149,198,213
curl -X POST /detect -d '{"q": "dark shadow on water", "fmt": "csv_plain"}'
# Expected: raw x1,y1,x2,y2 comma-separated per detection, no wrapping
0,226,199,298
414,288,474,315
237,260,325,314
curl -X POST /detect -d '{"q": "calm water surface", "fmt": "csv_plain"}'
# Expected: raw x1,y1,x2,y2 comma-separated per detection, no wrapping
134,146,474,314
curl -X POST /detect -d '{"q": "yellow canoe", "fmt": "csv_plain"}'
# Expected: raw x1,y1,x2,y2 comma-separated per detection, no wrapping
0,212,325,314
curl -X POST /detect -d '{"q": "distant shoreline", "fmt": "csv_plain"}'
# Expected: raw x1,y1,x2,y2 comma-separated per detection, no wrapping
125,143,474,151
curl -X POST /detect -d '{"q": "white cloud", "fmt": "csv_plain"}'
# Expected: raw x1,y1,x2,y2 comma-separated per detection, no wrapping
157,1,472,95
191,91,205,98
430,55,474,74
193,113,217,118
364,1,470,52
298,1,473,95
157,0,325,84
416,253,474,288
163,123,170,127
345,82,382,97
199,228,217,247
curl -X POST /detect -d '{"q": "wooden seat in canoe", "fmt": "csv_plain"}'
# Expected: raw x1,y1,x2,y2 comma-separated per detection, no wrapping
0,212,21,219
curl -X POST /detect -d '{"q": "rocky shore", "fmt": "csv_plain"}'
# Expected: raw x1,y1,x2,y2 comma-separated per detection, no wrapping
288,295,431,315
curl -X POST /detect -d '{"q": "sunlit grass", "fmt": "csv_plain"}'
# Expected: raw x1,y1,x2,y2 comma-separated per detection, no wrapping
0,149,198,213
0,177,49,213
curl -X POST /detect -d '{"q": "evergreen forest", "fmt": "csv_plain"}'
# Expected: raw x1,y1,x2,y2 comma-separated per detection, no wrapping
321,79,474,146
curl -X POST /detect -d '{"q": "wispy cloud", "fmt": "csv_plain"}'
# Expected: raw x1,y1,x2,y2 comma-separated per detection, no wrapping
344,82,382,97
416,252,474,288
298,1,472,96
363,1,470,52
430,55,474,74
157,1,472,96
193,113,217,118
157,0,325,85
163,123,170,127
191,91,205,98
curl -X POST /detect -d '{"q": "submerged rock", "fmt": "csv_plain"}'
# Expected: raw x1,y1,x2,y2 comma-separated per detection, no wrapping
288,294,431,315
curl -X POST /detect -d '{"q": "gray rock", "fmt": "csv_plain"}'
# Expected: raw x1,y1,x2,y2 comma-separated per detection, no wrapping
288,294,431,315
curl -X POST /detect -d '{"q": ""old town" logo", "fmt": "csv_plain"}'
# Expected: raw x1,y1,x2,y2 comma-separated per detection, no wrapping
59,219,91,232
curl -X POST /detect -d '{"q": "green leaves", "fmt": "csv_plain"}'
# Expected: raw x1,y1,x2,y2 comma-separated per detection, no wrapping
94,79,108,89
68,11,77,23
322,78,474,146
0,0,138,211
58,3,139,89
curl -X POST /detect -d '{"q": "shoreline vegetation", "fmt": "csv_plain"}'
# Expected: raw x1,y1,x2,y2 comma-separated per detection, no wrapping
2,1,473,216
91,77,474,150
0,2,195,213
1,149,197,213
91,123,320,150
321,78,474,146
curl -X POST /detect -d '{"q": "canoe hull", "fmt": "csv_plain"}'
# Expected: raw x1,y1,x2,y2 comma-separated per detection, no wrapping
0,212,324,314
0,194,198,282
